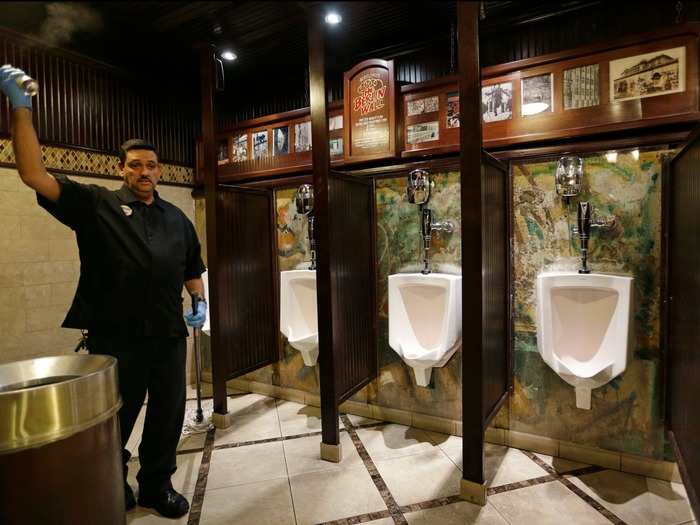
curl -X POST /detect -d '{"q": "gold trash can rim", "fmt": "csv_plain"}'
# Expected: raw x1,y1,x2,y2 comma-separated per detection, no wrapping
0,354,122,454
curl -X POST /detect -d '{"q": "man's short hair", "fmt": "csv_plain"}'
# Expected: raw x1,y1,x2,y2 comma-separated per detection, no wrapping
119,139,158,164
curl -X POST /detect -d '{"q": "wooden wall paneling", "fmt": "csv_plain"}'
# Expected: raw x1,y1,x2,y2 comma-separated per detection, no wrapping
665,126,700,519
458,1,488,505
308,5,340,457
328,171,378,402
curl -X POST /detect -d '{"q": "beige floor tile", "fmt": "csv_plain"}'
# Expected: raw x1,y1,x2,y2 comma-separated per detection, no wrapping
275,400,344,436
289,467,387,524
404,501,509,524
424,431,462,465
489,481,610,524
177,432,207,451
199,479,296,525
374,449,462,505
208,441,287,490
355,424,436,462
126,406,147,457
485,445,549,487
214,409,281,445
534,452,589,474
283,432,365,476
127,506,188,524
126,452,202,496
345,413,383,427
226,393,278,418
570,469,694,525
361,519,394,525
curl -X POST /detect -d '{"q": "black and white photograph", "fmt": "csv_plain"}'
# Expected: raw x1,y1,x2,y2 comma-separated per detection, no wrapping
446,92,460,128
521,74,553,116
217,138,229,165
295,121,312,152
330,138,343,156
610,46,685,102
328,114,343,131
406,121,439,144
273,126,289,156
564,64,600,109
253,130,268,159
233,134,248,162
481,82,512,122
407,95,439,117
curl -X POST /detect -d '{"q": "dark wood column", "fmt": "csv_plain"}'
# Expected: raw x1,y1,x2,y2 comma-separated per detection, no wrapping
308,6,341,459
458,1,487,504
199,43,228,420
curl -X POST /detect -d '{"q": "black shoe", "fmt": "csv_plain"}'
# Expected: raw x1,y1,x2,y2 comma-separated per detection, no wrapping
125,484,136,511
138,488,190,519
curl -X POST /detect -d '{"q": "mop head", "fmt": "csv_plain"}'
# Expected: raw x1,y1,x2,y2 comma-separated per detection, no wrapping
182,398,215,435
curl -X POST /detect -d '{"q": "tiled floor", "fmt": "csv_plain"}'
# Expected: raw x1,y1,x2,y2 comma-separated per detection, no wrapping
125,392,697,525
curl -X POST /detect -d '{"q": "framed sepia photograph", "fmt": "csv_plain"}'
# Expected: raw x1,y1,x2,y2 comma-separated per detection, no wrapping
328,114,343,131
295,121,312,152
446,91,460,128
481,82,513,122
273,126,289,156
216,138,229,165
406,121,439,144
407,95,439,117
610,46,685,102
563,64,600,110
253,130,268,159
330,137,343,156
233,134,247,162
521,74,553,116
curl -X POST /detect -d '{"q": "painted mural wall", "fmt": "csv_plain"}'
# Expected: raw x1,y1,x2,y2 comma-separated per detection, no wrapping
507,147,672,460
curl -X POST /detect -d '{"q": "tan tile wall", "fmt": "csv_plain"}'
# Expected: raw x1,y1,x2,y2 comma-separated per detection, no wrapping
0,166,201,384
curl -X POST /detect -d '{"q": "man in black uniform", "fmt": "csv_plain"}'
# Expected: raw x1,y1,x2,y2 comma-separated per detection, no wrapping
0,65,207,519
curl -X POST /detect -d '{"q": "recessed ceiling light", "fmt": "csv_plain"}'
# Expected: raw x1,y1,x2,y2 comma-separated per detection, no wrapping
325,12,342,25
221,50,237,61
605,151,618,163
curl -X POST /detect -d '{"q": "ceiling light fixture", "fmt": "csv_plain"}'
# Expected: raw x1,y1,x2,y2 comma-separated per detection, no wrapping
605,151,618,163
221,50,237,61
325,12,342,25
631,149,640,161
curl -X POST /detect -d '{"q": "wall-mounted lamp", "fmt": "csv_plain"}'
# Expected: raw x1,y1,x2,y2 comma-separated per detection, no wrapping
221,50,237,61
605,151,618,163
325,12,342,25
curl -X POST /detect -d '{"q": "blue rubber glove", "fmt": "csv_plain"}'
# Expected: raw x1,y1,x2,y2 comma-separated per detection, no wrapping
184,300,207,328
0,65,32,109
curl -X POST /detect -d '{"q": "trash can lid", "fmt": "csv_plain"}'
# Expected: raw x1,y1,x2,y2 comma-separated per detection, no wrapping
0,354,121,454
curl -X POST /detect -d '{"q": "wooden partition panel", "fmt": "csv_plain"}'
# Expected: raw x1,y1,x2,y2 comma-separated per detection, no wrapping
214,186,279,378
666,129,700,517
328,172,378,400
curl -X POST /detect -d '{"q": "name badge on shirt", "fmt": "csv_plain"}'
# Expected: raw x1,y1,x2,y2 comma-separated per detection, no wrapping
120,205,133,217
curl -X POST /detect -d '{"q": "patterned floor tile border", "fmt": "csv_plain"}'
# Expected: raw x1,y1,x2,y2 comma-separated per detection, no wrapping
340,414,409,525
186,427,216,525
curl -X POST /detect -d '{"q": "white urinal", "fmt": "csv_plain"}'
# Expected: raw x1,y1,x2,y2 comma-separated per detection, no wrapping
536,271,633,410
280,270,318,366
388,273,462,386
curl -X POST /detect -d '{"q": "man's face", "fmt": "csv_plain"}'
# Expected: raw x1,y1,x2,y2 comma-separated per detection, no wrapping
120,149,161,199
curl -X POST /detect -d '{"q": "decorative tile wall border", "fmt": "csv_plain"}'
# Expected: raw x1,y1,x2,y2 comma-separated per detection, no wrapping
228,378,682,484
0,138,193,185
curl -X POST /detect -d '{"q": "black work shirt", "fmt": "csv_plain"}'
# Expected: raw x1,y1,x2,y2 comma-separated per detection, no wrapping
37,175,206,338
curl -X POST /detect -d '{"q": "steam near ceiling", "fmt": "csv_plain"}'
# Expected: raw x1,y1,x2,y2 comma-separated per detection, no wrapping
35,2,102,47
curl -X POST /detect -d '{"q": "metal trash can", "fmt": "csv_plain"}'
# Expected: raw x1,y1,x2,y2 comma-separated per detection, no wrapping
0,355,125,525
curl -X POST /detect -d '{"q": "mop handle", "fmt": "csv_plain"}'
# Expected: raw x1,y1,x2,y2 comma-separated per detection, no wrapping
191,294,204,422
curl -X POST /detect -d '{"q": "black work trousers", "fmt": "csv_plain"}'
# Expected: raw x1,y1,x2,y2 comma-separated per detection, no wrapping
88,335,187,496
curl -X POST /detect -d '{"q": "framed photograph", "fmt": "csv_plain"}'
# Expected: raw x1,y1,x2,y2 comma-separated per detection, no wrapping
330,138,343,157
610,46,685,102
253,130,268,159
295,121,312,152
273,126,289,156
406,121,439,145
328,114,343,131
407,95,439,117
216,138,229,165
233,134,247,162
521,74,553,116
564,64,600,110
446,91,460,128
481,82,513,122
